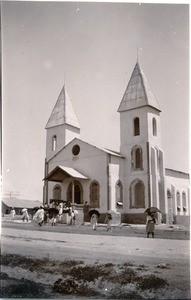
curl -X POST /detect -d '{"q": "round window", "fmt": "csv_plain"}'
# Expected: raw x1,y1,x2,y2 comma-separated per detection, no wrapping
72,144,80,156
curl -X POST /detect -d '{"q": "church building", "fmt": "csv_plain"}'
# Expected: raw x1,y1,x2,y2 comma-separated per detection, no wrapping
43,61,190,225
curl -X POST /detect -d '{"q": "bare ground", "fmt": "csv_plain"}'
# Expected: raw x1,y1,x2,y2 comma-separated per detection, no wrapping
1,219,190,299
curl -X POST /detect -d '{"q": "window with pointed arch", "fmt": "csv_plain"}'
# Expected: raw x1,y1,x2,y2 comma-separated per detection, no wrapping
52,135,57,151
182,191,187,214
89,180,100,208
131,145,143,171
152,117,157,136
176,191,181,214
53,184,61,200
130,179,145,208
134,117,140,136
116,180,123,207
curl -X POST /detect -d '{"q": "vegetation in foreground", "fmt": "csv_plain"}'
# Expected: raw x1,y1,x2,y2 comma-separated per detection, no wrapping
0,253,173,299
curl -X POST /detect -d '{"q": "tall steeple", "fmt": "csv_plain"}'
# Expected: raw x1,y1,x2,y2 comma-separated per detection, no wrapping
46,85,80,129
118,61,161,112
118,61,165,215
45,85,80,160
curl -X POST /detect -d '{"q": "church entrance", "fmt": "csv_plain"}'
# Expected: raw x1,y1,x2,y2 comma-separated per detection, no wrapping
67,181,83,204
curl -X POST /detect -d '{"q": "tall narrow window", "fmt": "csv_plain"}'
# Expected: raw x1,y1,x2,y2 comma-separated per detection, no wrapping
182,192,187,213
134,117,140,136
152,118,157,136
90,180,100,208
116,180,123,207
52,135,57,151
131,145,143,171
176,191,181,214
53,184,61,200
135,148,141,169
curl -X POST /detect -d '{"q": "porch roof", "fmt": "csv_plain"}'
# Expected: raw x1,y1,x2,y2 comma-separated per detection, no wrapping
44,166,89,182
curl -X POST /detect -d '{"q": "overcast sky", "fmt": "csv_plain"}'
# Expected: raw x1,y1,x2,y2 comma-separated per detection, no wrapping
2,1,189,200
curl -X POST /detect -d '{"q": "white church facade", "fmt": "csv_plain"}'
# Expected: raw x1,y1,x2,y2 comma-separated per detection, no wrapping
43,61,190,225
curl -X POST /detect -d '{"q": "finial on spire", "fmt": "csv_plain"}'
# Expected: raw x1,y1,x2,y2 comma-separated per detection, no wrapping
137,45,139,62
64,72,67,86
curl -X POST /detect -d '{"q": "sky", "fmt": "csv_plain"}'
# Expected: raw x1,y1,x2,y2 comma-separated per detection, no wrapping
1,1,189,201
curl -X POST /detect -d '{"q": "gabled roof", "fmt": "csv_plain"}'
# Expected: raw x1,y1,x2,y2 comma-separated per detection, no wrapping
44,165,89,182
118,61,161,112
45,85,80,129
2,198,43,209
47,137,125,163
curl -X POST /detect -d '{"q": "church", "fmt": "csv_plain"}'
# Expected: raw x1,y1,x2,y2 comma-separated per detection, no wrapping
43,61,190,225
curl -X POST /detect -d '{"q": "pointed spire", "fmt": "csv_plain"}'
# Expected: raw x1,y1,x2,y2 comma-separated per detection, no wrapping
45,85,80,129
118,61,161,112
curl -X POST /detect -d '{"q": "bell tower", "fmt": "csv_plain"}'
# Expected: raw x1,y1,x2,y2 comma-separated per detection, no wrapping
45,84,80,161
43,84,80,205
118,61,166,217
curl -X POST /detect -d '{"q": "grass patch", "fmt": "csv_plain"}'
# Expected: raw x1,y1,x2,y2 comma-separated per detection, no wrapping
137,274,169,290
68,264,110,282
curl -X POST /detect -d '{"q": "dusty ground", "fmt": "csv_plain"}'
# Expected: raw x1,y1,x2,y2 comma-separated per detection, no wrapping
0,218,190,299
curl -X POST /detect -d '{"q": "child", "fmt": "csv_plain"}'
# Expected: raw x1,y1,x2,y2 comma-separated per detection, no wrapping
105,213,112,232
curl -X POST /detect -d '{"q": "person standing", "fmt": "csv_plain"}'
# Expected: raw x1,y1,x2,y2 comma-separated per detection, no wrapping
33,206,44,226
146,212,156,238
83,201,89,224
10,207,16,220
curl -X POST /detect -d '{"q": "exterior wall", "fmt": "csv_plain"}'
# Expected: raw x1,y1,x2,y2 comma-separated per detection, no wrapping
165,170,190,225
108,155,125,212
46,139,110,212
120,107,161,153
46,124,80,161
119,106,165,222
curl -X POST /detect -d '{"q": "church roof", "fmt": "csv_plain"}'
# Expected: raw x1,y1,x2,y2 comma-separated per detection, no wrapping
45,85,80,129
118,61,161,112
44,165,89,182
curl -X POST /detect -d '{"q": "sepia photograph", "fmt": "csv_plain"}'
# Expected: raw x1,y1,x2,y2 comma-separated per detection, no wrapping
1,1,190,299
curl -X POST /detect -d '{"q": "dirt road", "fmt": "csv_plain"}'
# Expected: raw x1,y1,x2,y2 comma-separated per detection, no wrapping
1,226,190,264
1,222,190,299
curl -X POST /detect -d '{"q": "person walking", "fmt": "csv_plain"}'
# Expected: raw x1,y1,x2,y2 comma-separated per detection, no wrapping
21,208,29,222
33,206,44,226
146,212,156,238
91,213,98,230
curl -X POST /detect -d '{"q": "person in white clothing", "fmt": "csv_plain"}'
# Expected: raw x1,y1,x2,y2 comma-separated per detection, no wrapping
91,214,98,230
33,206,44,226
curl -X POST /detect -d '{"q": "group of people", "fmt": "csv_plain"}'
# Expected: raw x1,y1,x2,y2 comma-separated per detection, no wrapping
10,203,157,237
90,210,157,237
90,212,113,231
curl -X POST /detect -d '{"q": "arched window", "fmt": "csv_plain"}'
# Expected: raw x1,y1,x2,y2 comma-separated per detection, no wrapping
53,184,61,200
130,179,145,208
116,180,123,207
67,181,83,204
131,145,143,170
167,189,172,199
152,118,157,136
182,191,187,213
52,135,57,151
176,191,181,214
134,117,140,136
90,180,100,208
